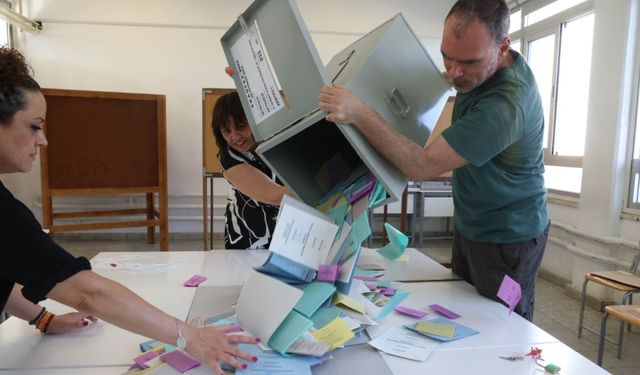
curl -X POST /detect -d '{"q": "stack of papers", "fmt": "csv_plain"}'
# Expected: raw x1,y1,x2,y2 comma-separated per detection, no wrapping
230,170,419,367
256,170,389,293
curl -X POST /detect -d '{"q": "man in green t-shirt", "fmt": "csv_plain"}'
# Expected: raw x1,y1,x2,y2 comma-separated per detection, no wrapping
319,0,549,321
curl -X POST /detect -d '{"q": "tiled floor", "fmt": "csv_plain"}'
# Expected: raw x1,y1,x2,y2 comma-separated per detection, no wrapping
37,237,640,374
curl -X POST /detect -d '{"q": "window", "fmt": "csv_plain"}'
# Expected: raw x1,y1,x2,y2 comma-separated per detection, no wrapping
629,71,640,210
511,0,594,195
628,104,640,209
626,1,640,212
526,0,590,26
0,0,13,47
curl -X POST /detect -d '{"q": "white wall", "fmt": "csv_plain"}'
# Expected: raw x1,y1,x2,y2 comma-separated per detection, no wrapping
6,0,452,233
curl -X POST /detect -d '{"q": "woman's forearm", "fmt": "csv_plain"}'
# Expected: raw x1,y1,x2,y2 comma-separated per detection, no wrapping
47,271,180,345
46,270,258,374
5,284,42,321
224,165,292,206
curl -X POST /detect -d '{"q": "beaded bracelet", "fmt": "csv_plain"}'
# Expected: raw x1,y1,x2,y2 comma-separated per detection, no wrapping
36,311,55,333
42,312,55,334
28,307,46,326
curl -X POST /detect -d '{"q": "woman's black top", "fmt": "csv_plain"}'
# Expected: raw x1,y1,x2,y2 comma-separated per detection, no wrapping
0,180,90,311
219,147,281,249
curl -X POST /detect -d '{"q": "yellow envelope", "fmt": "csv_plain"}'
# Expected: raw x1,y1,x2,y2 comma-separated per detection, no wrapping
415,321,456,338
332,292,365,314
311,317,355,349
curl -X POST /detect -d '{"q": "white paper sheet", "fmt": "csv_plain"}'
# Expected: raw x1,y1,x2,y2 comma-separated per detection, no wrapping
326,222,351,265
337,248,359,283
269,195,338,270
236,271,304,342
349,279,382,318
368,326,438,361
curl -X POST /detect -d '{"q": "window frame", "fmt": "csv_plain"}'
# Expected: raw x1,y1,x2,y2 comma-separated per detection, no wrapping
521,25,570,167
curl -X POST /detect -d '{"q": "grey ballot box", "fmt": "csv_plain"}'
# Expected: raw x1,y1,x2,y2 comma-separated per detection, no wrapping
221,0,450,208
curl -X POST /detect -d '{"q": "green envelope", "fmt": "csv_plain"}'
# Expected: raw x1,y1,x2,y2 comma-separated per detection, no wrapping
294,282,337,318
327,202,349,239
310,306,342,329
376,223,409,260
368,182,388,208
376,290,409,321
350,211,372,245
268,310,314,354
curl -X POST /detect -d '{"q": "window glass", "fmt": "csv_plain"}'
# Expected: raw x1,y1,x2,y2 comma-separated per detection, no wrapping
0,0,11,47
510,10,522,34
0,22,8,47
630,90,640,208
553,13,594,156
544,165,582,193
511,39,521,53
634,100,640,159
527,34,556,150
526,0,588,26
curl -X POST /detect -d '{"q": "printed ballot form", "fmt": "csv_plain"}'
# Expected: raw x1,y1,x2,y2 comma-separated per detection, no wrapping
269,195,339,270
368,326,438,362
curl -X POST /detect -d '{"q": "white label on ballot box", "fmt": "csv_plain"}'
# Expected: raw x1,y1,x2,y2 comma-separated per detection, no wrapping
270,195,339,270
230,22,284,124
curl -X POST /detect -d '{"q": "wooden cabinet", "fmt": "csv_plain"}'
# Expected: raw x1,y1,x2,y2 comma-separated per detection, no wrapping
40,89,168,250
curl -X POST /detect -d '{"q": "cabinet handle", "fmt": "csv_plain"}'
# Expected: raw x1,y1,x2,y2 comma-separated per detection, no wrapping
385,87,410,121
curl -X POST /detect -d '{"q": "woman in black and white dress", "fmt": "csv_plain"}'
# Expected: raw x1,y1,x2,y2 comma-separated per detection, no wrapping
211,92,291,249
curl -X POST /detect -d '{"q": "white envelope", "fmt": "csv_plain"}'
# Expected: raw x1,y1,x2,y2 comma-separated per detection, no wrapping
236,270,304,342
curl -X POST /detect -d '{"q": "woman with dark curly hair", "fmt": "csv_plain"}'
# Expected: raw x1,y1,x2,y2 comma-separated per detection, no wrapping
211,91,291,249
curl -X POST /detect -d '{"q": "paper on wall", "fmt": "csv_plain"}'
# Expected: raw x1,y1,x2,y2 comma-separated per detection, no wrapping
229,21,284,124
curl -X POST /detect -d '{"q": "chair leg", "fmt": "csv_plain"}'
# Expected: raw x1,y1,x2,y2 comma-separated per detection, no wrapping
617,318,624,359
597,312,609,366
578,278,589,337
616,291,633,358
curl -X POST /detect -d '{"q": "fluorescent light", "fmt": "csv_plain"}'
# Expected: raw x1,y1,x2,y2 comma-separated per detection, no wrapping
0,5,41,32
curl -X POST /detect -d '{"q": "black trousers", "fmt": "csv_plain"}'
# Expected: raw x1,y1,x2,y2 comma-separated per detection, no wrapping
451,222,550,322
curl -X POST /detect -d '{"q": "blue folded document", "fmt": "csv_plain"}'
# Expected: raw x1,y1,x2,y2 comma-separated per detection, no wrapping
255,253,317,284
405,317,479,342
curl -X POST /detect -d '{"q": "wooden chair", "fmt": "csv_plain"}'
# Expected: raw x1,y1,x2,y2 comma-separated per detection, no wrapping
578,250,640,359
597,304,640,365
